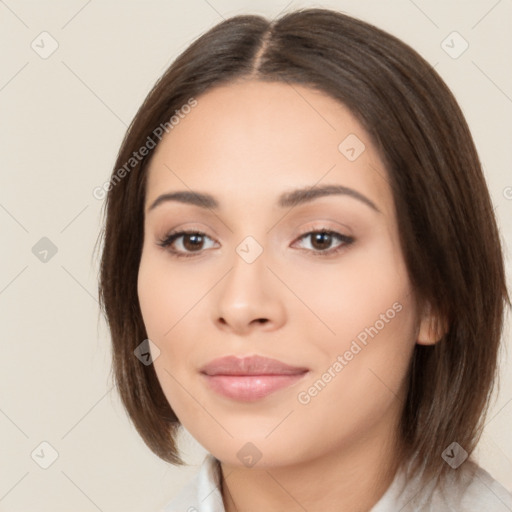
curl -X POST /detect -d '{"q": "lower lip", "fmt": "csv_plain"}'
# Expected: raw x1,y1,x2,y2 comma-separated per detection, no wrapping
203,373,307,401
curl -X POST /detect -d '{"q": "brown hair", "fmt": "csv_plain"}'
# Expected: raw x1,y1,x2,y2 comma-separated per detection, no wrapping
97,7,509,485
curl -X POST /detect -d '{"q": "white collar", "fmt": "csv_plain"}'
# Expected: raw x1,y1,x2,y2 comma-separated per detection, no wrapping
160,455,224,512
161,453,512,511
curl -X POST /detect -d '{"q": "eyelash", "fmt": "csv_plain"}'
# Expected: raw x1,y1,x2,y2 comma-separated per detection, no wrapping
157,228,354,259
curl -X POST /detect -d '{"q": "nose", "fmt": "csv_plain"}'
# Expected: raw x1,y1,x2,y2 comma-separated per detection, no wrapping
212,248,286,335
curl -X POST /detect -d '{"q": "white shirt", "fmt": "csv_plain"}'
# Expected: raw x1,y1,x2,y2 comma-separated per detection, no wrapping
160,454,512,511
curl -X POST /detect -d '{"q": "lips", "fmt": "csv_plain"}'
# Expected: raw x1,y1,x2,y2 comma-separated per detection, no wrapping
201,355,308,376
200,355,309,401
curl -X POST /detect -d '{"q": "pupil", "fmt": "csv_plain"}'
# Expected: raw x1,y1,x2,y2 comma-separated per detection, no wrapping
184,234,203,251
312,232,331,250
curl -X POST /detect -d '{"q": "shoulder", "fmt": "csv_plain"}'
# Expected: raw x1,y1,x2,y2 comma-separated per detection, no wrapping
158,455,225,512
372,460,512,512
455,462,512,511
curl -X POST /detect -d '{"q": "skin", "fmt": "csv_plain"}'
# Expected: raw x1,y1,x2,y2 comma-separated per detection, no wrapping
137,80,442,512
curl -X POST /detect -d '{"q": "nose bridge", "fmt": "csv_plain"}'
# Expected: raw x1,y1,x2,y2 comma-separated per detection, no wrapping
212,232,286,332
223,234,270,305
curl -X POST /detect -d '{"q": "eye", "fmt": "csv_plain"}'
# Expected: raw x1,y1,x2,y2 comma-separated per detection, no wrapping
292,229,354,256
157,228,354,259
157,230,217,258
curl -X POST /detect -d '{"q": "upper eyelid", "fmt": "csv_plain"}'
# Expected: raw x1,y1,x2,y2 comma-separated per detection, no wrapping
162,226,350,248
163,219,351,237
164,225,348,238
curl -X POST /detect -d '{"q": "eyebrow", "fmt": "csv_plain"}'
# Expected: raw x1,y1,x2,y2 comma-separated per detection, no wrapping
146,184,381,214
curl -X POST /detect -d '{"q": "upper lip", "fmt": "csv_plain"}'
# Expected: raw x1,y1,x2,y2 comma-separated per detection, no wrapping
200,355,309,376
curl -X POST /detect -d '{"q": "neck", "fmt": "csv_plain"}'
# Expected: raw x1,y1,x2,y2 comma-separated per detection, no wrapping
220,424,402,512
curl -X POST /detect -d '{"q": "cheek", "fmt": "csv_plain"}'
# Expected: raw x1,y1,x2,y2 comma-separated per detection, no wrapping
137,250,213,399
137,254,202,421
282,231,413,352
290,296,417,459
290,234,417,410
137,249,204,340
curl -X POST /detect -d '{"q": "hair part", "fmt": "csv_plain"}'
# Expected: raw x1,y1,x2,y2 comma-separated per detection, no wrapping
97,7,510,484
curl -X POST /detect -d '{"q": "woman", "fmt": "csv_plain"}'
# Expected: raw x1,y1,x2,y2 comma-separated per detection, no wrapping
97,8,512,511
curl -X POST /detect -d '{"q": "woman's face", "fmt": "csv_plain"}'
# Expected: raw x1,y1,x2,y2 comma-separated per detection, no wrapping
137,80,429,468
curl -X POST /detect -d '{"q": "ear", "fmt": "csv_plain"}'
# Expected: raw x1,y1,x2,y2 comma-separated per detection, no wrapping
417,301,449,346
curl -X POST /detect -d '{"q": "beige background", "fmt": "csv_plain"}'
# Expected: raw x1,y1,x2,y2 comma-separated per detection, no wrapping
1,0,511,510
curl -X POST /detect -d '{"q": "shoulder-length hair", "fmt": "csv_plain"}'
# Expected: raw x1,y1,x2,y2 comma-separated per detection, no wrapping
97,7,509,485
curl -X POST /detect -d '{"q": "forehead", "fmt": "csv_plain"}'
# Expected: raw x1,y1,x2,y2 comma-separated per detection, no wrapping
145,80,394,217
